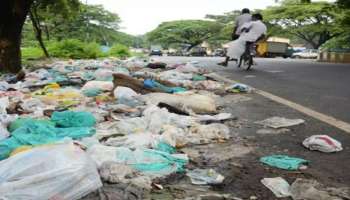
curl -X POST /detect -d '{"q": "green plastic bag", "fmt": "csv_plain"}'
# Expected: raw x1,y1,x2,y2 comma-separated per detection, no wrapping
0,122,95,160
260,155,309,170
115,148,187,177
192,75,207,81
51,111,96,128
9,118,55,133
156,142,176,154
82,88,103,97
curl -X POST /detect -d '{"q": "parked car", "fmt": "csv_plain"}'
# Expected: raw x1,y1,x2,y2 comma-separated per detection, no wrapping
213,49,226,57
188,47,207,57
292,49,318,59
149,49,163,56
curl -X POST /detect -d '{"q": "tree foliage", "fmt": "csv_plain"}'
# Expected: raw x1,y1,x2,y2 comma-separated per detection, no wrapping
263,0,344,49
147,20,223,49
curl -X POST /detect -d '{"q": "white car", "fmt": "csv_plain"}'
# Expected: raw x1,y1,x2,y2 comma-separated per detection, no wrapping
292,49,318,59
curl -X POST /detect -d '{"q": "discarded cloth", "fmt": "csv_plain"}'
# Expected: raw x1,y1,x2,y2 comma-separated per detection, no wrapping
261,177,291,198
51,111,96,128
0,143,102,200
186,169,225,185
303,135,343,153
260,155,309,170
256,117,305,129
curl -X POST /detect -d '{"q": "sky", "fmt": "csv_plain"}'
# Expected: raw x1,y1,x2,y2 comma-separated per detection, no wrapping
87,0,279,35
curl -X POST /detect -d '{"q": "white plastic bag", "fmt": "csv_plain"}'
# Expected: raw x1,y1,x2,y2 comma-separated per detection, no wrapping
186,169,225,185
113,86,138,100
303,135,343,153
142,92,217,114
0,143,102,200
0,97,9,114
105,132,160,149
0,114,18,140
81,81,114,91
261,177,291,198
255,117,305,129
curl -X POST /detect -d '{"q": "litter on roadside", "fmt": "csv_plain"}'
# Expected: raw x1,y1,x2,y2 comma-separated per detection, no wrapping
261,177,291,198
227,83,250,93
255,117,305,129
303,135,343,153
290,178,350,200
186,169,225,185
0,143,102,200
260,155,309,170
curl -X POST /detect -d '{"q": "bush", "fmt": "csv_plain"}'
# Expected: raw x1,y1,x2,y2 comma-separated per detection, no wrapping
109,44,130,58
21,47,44,60
48,39,104,59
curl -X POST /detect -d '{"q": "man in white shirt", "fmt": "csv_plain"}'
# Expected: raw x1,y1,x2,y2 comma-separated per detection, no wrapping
219,13,267,67
232,8,252,40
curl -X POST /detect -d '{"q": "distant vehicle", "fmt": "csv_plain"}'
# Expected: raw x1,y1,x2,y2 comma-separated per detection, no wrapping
149,49,163,56
188,47,207,57
213,49,226,57
257,41,290,58
292,49,318,59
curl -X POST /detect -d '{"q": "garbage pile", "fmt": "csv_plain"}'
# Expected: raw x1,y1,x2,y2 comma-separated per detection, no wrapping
0,58,237,199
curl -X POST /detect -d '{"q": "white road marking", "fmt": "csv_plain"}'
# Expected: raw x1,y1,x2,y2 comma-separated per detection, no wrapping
215,73,350,133
265,70,284,73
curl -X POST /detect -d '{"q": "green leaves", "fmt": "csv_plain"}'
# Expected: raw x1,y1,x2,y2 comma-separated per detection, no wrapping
263,1,345,48
147,20,223,49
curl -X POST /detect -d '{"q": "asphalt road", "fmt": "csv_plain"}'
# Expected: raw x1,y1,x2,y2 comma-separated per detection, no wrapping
156,56,350,123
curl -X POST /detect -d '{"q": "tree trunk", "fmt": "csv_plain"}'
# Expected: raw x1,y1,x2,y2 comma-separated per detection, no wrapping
0,0,33,73
29,9,50,58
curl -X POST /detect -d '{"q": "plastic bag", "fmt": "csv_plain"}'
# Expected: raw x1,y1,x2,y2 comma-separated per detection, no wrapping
99,162,152,189
0,114,18,141
0,97,9,114
260,155,309,171
256,117,305,129
104,133,160,149
1,120,95,160
51,111,96,128
87,145,188,178
176,63,199,73
143,105,194,134
189,123,231,144
144,79,186,93
186,169,225,185
142,92,217,114
0,143,102,200
291,178,350,200
303,135,343,153
261,177,291,198
82,88,103,97
81,81,114,91
227,83,250,93
20,98,45,113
